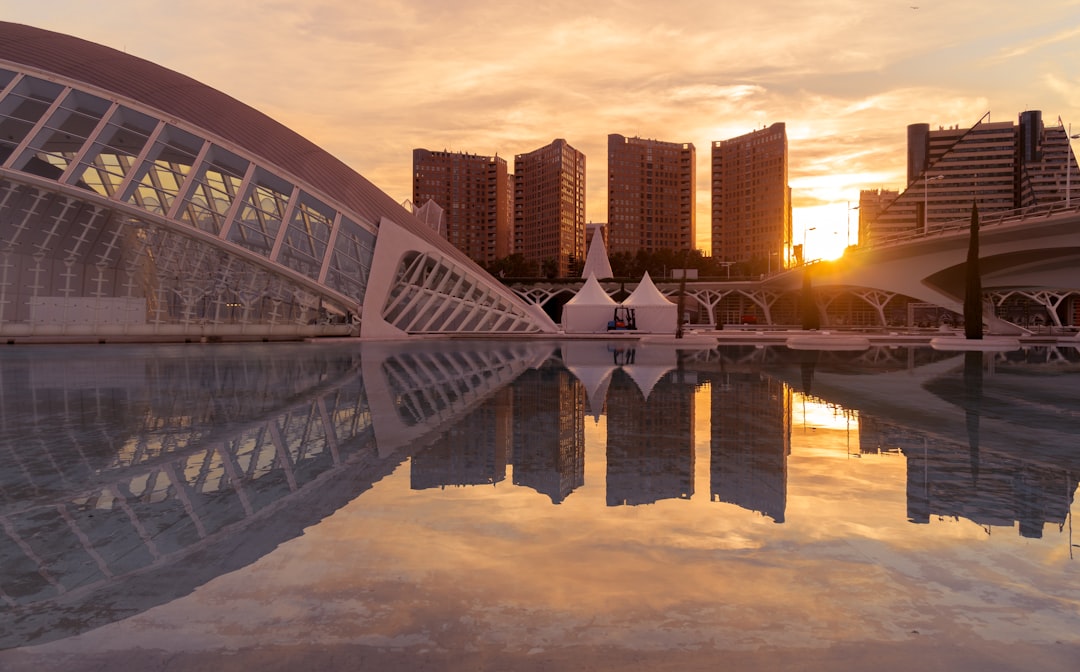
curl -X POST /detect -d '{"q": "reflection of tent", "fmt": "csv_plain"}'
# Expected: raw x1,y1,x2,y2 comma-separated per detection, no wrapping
581,227,614,280
621,345,677,400
562,273,618,333
622,272,677,334
562,341,618,422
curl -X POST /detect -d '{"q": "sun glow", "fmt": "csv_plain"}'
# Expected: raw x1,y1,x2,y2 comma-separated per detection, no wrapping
794,202,858,262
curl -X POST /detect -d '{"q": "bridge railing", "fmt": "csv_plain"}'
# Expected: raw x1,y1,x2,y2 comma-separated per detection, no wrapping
868,200,1080,250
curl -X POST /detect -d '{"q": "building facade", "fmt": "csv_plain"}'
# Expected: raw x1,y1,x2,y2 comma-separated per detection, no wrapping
514,139,586,277
607,134,696,255
867,111,1080,244
411,149,512,264
711,123,791,267
857,188,899,249
0,22,556,340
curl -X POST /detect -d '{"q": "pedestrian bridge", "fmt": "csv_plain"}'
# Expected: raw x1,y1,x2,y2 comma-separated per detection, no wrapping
514,202,1080,333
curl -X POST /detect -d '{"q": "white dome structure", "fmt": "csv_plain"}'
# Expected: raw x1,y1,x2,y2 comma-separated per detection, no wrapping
0,22,556,341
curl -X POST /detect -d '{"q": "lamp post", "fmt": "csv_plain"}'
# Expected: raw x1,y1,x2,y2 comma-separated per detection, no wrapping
767,250,779,275
847,202,859,248
924,174,944,235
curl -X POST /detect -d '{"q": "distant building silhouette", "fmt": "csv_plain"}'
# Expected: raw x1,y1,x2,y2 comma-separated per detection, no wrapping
607,134,696,255
514,139,586,277
857,188,900,250
711,123,791,266
867,111,1080,244
412,149,513,263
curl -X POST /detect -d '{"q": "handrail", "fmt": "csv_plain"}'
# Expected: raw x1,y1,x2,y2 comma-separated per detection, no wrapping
866,201,1080,250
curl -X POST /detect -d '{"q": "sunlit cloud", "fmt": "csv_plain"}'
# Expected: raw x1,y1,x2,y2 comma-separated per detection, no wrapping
989,24,1080,62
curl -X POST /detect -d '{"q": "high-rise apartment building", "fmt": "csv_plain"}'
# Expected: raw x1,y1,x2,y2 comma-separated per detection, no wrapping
412,149,512,264
607,134,696,254
857,188,899,248
711,123,791,266
867,110,1080,244
514,139,586,277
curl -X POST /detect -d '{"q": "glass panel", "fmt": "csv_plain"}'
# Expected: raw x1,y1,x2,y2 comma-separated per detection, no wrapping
179,145,248,236
72,105,156,195
124,124,202,215
277,192,334,280
12,89,111,177
323,216,375,301
227,169,292,258
0,76,65,166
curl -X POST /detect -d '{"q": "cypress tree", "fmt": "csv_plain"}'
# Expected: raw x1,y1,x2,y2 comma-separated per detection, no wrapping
801,267,819,331
964,200,983,340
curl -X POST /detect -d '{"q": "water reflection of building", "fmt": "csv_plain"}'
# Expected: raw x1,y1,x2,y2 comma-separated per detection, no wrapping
410,387,512,489
0,345,382,648
511,363,586,504
0,340,546,649
707,371,790,523
859,415,1079,538
606,368,695,506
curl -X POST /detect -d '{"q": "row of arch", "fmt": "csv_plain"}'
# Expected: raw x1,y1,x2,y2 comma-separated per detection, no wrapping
513,282,1080,331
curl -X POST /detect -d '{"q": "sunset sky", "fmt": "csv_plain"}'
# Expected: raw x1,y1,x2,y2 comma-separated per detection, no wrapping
5,1,1079,258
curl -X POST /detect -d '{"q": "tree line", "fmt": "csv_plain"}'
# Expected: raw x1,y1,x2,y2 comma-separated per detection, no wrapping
482,249,780,281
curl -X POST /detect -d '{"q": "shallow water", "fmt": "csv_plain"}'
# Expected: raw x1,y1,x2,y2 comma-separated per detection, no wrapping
0,340,1077,671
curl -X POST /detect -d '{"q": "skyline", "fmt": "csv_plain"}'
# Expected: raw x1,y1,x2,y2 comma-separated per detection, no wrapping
5,1,1079,259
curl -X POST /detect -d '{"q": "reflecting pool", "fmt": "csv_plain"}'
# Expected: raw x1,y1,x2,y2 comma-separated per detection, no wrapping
0,340,1077,671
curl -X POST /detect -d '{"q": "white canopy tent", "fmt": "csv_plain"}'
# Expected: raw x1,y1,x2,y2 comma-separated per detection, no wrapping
622,272,677,334
562,273,618,333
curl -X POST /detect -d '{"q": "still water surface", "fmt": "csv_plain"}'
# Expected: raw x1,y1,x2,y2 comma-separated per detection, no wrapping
0,340,1077,671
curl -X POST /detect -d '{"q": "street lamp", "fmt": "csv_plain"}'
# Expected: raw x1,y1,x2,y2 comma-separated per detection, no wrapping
924,174,944,235
768,250,779,274
847,202,859,248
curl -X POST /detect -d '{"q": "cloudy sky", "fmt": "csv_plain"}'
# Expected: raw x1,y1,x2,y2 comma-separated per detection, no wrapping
5,1,1080,256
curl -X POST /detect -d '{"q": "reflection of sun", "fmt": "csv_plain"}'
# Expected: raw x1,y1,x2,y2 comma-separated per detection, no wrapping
793,392,859,431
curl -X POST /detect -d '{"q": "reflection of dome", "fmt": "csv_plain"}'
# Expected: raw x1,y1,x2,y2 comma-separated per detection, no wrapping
0,340,546,649
0,22,555,341
0,344,384,648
